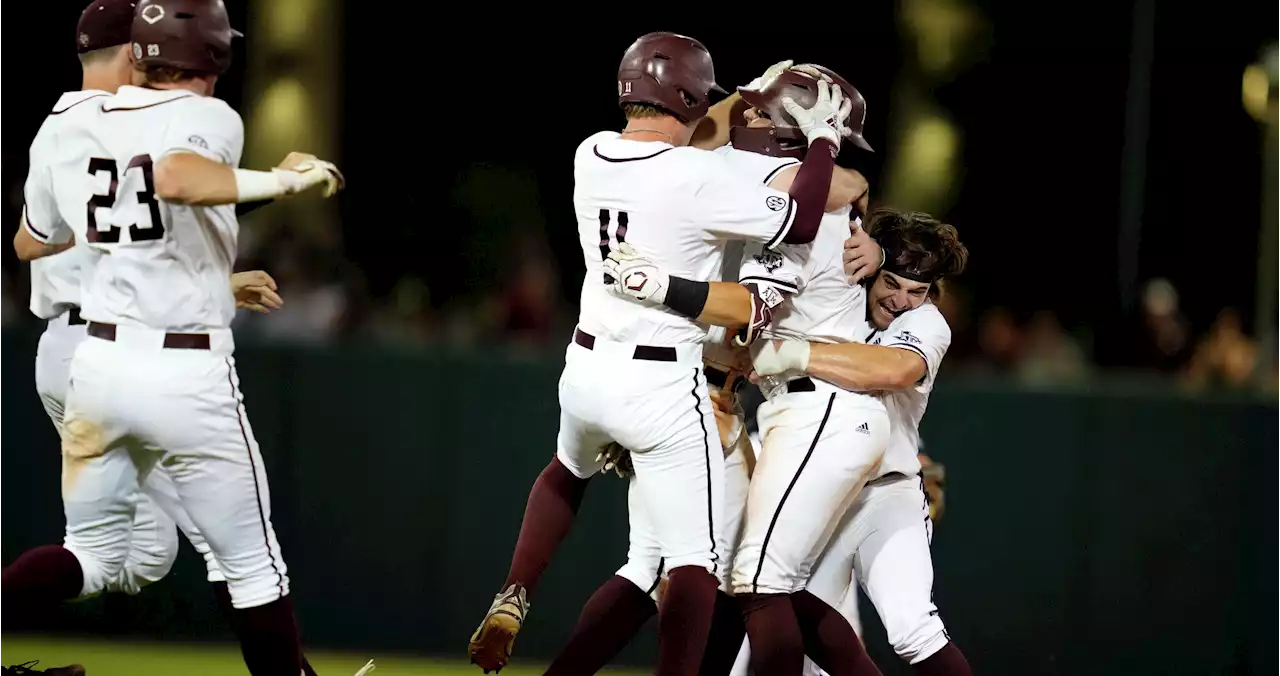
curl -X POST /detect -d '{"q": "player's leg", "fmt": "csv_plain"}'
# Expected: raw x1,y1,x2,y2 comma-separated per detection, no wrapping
155,353,303,676
4,341,144,612
800,485,868,676
545,477,661,675
470,348,611,671
856,477,972,676
731,393,887,676
622,365,724,676
699,442,752,676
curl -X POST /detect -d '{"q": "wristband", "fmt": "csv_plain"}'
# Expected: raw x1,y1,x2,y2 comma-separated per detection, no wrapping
664,276,710,319
233,169,289,203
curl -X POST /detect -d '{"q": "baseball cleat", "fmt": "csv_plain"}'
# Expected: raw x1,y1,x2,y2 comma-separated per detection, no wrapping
3,662,86,676
468,583,530,672
352,659,375,675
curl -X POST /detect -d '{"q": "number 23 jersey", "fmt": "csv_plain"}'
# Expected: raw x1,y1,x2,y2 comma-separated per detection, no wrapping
31,85,246,333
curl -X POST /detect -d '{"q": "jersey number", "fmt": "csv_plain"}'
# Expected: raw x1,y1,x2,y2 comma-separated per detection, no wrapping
86,154,165,244
599,208,629,284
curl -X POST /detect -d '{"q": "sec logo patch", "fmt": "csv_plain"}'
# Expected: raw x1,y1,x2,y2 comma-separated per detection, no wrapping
765,195,787,211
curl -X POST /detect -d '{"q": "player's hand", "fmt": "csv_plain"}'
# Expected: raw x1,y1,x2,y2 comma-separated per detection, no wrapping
781,80,851,149
596,442,635,479
920,454,946,521
231,270,283,314
789,65,862,141
742,59,794,92
750,339,811,377
709,388,744,451
274,152,345,198
603,243,669,304
843,220,883,285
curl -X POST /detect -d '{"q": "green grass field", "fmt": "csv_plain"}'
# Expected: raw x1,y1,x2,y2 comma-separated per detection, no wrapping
1,636,648,676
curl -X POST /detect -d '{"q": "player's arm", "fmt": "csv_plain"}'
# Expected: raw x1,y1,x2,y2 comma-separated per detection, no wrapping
15,159,74,261
13,221,73,261
789,341,927,390
155,151,341,207
768,165,869,215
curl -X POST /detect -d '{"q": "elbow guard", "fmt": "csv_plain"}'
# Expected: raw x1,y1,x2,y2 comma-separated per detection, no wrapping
732,283,787,347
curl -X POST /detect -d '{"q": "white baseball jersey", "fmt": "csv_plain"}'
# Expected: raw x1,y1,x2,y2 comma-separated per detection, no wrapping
21,90,111,320
716,145,871,346
78,85,245,332
574,131,802,346
866,302,952,477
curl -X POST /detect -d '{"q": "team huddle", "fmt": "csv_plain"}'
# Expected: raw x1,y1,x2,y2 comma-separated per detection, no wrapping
465,32,974,676
4,3,970,675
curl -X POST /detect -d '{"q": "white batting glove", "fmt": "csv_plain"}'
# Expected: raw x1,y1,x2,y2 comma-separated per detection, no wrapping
750,339,811,376
276,160,345,198
781,80,852,148
603,243,669,304
742,59,794,92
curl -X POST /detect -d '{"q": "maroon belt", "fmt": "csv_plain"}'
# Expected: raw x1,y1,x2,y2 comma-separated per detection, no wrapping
573,328,677,362
87,321,211,350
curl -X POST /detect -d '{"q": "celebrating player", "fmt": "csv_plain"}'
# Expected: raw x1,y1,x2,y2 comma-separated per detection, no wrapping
750,208,974,676
0,2,354,675
605,64,886,676
469,33,856,675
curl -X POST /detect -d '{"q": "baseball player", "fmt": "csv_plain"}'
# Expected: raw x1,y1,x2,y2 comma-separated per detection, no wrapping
468,33,854,675
750,209,974,676
604,64,888,676
0,2,354,675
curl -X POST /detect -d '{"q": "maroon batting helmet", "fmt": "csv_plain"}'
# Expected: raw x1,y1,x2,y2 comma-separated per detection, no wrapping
735,64,873,156
77,0,137,54
618,32,727,124
130,0,242,75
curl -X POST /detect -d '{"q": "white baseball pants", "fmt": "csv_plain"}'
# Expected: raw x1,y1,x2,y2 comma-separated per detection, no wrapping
618,436,751,596
731,384,889,596
35,315,225,597
556,334,724,575
61,325,285,609
804,472,951,667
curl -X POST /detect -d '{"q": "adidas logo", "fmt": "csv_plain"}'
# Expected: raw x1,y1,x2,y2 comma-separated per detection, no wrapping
856,422,870,434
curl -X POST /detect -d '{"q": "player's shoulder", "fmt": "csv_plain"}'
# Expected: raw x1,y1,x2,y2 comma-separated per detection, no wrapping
104,86,242,124
889,302,950,342
35,90,110,137
576,130,621,158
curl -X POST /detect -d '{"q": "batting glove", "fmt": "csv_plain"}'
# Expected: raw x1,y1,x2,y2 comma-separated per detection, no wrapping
277,160,345,198
781,80,852,149
603,243,669,304
742,59,794,93
750,339,811,376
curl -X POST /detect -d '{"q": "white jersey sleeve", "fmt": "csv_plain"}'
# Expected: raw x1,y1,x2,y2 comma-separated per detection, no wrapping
22,123,75,245
693,152,800,249
712,144,801,187
882,303,951,389
737,243,806,295
159,97,244,166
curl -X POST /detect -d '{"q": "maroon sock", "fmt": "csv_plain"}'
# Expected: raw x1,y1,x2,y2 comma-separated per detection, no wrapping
792,589,881,676
235,596,304,676
912,642,972,676
544,575,656,676
656,567,719,676
2,545,84,609
697,590,746,676
216,583,317,676
502,457,590,600
739,592,805,676
738,592,804,676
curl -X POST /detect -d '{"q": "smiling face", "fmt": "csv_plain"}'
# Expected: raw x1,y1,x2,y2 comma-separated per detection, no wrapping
866,270,932,330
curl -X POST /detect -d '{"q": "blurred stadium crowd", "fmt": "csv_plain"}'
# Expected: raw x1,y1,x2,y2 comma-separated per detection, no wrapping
2,226,1270,394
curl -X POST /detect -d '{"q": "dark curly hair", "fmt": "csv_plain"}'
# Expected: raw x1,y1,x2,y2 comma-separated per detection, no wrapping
863,208,968,299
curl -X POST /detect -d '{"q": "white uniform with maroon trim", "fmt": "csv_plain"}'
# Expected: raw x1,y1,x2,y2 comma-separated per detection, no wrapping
46,85,286,609
804,301,956,670
712,145,889,598
21,90,226,598
560,131,803,576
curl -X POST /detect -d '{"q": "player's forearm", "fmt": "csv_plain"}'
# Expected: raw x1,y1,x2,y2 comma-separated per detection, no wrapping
690,92,742,150
12,224,71,261
805,342,925,391
154,152,239,206
782,139,837,244
697,281,753,328
770,165,868,214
